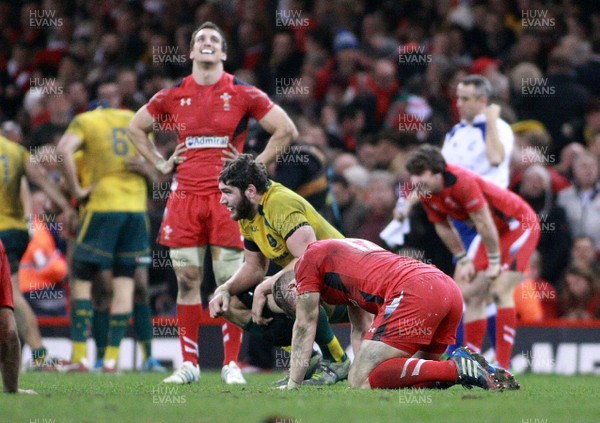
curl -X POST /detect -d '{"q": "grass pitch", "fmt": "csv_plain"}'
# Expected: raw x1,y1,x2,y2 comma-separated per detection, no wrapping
3,371,599,423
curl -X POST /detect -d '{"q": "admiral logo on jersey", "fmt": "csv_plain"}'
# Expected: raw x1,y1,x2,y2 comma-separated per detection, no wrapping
185,136,229,149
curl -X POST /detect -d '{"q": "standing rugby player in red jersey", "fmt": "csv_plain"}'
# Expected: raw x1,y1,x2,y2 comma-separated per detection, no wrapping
405,145,540,371
128,22,298,384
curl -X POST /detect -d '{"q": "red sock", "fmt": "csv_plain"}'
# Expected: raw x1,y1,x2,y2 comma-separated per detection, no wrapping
495,307,516,369
368,357,458,389
177,303,202,366
464,319,487,352
222,322,243,366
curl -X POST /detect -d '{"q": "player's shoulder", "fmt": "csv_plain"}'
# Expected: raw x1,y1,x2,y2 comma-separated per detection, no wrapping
0,135,27,156
149,76,190,99
226,72,266,94
263,182,306,209
445,163,480,185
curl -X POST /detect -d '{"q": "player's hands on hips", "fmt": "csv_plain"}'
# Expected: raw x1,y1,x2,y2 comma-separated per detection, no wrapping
158,143,187,174
251,280,274,326
209,286,230,318
221,143,241,163
484,103,501,122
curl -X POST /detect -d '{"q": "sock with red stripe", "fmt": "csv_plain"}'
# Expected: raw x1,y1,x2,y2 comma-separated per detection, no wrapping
177,303,202,366
464,319,487,352
368,357,458,389
495,307,516,369
222,322,243,365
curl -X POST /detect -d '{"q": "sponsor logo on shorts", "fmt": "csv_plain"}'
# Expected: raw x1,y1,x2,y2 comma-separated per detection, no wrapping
184,136,229,149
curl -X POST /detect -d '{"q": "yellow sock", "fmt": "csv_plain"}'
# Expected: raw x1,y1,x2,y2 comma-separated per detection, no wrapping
327,337,347,363
104,346,120,362
71,342,87,363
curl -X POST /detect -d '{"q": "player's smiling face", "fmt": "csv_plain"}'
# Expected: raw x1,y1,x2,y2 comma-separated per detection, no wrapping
219,182,255,221
191,28,226,64
456,83,485,122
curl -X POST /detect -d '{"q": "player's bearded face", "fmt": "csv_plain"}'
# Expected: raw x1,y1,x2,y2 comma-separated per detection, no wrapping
232,192,254,221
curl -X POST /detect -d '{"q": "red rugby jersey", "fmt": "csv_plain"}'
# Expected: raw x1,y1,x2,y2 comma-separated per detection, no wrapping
146,72,274,194
295,238,441,314
420,164,535,232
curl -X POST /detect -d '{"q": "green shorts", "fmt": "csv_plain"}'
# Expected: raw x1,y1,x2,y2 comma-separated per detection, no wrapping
0,229,30,274
73,211,150,270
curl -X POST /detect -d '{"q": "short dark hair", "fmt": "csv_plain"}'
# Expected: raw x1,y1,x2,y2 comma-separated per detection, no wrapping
218,154,269,193
405,144,446,175
272,271,297,317
461,74,492,98
190,21,227,53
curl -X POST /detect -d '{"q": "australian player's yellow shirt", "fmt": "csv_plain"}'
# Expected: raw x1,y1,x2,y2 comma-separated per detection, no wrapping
0,135,29,231
239,181,343,268
66,108,146,212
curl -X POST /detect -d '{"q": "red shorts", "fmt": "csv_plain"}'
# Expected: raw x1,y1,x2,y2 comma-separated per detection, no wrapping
159,192,243,249
363,271,463,355
471,216,541,273
0,240,14,309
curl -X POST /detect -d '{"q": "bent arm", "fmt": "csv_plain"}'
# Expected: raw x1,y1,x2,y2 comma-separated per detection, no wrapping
255,105,298,166
127,105,164,167
221,249,269,296
469,204,500,257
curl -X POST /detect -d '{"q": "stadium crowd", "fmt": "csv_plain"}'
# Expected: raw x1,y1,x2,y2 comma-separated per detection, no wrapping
1,0,600,342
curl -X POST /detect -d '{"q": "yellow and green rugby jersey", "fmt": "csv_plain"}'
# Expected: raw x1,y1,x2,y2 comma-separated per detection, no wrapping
65,108,146,212
239,181,343,268
0,135,29,231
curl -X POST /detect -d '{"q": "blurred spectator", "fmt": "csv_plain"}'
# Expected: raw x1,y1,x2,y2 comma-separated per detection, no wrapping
570,235,600,277
588,130,600,162
66,81,89,118
555,141,587,181
509,124,571,194
557,152,600,251
19,190,68,317
576,39,600,96
322,173,368,236
514,251,557,323
371,130,418,179
557,265,600,320
518,165,572,285
271,141,329,213
525,49,592,155
583,98,600,145
348,58,399,129
117,68,146,111
355,170,396,248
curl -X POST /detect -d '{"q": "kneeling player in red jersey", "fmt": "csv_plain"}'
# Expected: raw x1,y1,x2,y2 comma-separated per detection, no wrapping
273,238,519,390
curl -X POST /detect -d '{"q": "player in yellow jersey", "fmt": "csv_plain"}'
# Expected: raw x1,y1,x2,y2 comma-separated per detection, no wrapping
0,134,76,370
71,146,165,373
57,93,152,372
209,154,351,386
